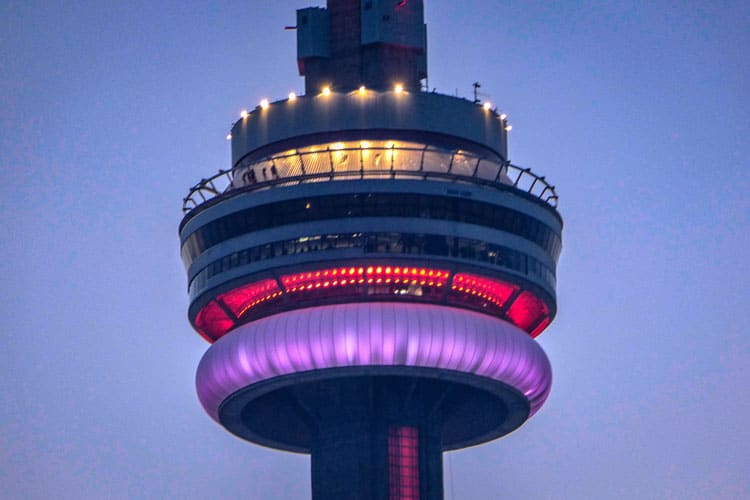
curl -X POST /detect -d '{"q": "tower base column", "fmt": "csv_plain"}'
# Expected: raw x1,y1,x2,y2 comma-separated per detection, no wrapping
306,377,444,500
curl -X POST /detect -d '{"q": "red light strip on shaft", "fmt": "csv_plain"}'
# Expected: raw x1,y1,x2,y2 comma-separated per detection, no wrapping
388,427,420,500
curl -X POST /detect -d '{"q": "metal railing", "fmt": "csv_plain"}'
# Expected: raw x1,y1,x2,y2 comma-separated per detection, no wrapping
182,146,558,214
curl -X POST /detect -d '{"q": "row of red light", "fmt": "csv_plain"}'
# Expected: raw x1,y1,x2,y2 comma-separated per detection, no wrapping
451,273,519,309
235,291,283,318
283,266,449,293
196,265,549,341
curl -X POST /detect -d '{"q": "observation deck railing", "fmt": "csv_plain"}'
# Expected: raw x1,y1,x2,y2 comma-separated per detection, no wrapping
182,146,558,214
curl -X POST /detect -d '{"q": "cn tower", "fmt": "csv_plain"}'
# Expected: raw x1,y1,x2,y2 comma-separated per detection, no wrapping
179,1,562,498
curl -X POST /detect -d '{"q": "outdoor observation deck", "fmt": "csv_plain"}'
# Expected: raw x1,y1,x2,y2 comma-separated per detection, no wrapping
182,142,558,215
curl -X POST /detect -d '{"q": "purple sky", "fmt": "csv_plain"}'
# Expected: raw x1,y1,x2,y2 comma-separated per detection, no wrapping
2,1,748,498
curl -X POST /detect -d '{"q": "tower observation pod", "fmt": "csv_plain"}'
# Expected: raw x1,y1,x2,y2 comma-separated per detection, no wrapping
179,1,562,498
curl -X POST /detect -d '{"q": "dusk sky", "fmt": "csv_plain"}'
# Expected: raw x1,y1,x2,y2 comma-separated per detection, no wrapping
2,1,748,498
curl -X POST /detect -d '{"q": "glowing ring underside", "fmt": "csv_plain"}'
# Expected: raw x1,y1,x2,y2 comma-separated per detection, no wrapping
196,302,552,424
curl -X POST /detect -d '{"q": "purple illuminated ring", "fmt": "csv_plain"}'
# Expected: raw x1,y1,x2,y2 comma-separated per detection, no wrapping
197,302,552,426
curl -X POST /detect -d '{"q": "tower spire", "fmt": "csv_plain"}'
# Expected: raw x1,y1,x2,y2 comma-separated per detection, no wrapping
296,0,427,93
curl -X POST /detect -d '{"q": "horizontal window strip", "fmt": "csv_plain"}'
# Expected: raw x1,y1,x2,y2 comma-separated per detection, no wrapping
181,192,561,266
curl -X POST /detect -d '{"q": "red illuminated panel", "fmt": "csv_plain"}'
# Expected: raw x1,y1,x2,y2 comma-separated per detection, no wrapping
530,316,551,338
388,427,420,500
506,290,550,337
218,279,281,318
451,273,518,308
195,301,235,342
